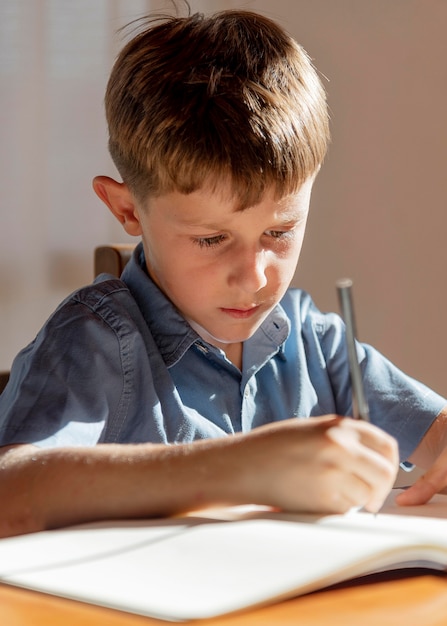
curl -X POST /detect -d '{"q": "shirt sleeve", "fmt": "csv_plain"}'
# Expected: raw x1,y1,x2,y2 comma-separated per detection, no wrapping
312,301,447,462
0,283,129,448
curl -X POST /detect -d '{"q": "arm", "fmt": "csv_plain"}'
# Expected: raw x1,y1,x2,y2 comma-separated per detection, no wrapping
0,415,398,538
396,405,447,506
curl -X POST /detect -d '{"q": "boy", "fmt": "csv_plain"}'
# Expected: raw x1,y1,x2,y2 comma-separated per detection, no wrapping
0,7,445,538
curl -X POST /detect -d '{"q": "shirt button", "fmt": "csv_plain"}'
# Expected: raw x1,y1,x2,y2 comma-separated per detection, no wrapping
195,341,209,355
244,387,250,399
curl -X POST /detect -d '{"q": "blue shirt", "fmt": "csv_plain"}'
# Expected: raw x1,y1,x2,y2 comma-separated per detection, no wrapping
0,243,444,461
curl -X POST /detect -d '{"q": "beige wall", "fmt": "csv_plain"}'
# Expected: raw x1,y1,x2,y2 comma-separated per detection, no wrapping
251,0,447,396
1,1,446,398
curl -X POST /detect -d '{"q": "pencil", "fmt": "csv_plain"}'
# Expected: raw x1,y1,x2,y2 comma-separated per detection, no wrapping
336,278,370,422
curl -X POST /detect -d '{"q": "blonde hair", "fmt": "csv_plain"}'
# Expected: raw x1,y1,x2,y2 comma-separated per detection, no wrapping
105,7,330,208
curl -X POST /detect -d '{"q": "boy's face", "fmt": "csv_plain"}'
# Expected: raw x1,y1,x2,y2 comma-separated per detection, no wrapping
137,178,314,364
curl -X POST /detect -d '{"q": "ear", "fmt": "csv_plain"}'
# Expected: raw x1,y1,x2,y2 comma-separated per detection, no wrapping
92,176,142,236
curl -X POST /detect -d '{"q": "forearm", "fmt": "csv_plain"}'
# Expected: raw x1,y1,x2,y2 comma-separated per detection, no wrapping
0,415,399,537
0,439,249,537
407,405,447,468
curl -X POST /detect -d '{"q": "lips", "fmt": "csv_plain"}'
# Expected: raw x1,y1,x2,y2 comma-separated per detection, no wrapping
220,306,260,319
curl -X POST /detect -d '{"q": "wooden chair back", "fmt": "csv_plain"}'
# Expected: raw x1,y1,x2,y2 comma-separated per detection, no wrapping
94,243,136,278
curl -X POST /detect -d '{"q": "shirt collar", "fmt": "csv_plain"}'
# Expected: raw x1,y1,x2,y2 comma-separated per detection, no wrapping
122,242,291,368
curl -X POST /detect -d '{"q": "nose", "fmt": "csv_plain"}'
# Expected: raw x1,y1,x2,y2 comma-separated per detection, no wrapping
230,247,268,293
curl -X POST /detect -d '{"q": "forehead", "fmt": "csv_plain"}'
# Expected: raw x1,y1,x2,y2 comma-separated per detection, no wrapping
146,179,314,224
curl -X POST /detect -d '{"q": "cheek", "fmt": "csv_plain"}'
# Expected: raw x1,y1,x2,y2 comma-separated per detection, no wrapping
143,241,183,293
277,239,304,277
277,262,298,290
267,244,303,295
289,231,306,266
162,262,217,301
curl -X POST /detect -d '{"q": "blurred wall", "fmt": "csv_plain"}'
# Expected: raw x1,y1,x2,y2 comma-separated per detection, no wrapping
1,0,446,398
255,0,447,395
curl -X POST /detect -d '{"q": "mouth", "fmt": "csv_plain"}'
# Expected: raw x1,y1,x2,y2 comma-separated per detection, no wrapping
220,305,261,319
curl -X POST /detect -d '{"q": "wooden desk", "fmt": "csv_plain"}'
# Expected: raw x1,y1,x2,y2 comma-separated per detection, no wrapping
3,570,447,626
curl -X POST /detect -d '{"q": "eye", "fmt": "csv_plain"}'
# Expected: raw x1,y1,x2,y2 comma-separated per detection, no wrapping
268,230,287,238
193,234,227,248
265,229,294,240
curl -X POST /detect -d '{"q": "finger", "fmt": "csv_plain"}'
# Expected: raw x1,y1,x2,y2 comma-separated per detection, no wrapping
325,424,398,513
315,472,373,514
326,422,398,484
363,487,391,513
315,445,393,514
395,473,442,506
355,422,399,463
337,476,373,512
362,453,398,513
330,418,398,464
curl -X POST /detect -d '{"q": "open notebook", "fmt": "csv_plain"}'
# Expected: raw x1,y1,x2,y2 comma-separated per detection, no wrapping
0,490,447,622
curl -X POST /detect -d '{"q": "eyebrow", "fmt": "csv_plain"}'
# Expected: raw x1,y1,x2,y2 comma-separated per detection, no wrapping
177,212,306,233
168,191,308,229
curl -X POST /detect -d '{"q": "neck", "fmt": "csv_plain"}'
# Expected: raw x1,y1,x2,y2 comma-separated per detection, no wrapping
220,342,243,370
187,319,243,369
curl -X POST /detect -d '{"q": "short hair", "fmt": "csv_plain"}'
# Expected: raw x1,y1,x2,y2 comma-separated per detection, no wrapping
105,6,330,208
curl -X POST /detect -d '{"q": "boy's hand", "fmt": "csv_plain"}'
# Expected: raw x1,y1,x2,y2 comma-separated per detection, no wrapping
241,416,399,514
0,416,399,537
395,447,447,506
395,406,447,507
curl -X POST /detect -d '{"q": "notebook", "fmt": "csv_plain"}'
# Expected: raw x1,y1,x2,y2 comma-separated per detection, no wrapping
0,490,446,621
